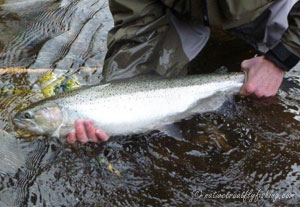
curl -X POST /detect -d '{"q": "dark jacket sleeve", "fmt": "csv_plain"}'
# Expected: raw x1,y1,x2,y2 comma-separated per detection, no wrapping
266,1,300,71
159,0,203,21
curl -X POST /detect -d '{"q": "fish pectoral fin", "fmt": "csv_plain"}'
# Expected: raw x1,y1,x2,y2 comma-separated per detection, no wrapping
50,124,74,140
51,130,60,139
159,124,185,141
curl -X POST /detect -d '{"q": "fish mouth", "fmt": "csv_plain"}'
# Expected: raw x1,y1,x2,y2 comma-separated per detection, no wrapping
12,116,35,128
12,118,38,137
12,118,26,128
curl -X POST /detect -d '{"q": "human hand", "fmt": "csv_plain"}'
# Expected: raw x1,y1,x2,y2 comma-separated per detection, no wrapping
66,119,109,144
240,56,285,98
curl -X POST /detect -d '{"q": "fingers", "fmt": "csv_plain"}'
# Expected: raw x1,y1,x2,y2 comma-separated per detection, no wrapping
67,130,76,144
240,81,255,96
95,129,109,142
66,119,110,144
75,119,89,143
84,120,97,142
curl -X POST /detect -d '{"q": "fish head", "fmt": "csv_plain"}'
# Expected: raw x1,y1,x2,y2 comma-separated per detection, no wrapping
13,102,63,136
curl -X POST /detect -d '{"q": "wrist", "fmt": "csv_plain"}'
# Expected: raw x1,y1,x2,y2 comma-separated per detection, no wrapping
265,42,299,72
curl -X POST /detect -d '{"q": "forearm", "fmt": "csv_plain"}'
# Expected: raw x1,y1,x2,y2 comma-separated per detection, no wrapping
282,1,300,57
266,1,300,71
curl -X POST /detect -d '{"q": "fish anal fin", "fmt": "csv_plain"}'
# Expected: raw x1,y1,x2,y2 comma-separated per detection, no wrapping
159,124,185,141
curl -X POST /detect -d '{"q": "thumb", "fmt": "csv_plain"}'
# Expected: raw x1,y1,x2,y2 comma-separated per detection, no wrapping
241,59,251,72
240,61,249,95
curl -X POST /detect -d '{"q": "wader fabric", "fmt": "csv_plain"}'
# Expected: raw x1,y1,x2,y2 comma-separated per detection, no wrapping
103,0,300,82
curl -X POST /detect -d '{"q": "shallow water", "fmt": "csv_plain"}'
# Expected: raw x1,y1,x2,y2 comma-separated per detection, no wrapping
0,0,300,206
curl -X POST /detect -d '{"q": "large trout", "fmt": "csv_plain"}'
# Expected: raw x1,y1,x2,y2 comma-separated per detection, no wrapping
13,73,244,138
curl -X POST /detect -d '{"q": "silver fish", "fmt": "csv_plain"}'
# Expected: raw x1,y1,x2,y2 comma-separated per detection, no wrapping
13,73,244,138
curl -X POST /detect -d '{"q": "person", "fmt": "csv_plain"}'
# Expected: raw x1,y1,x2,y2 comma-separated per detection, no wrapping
67,0,300,144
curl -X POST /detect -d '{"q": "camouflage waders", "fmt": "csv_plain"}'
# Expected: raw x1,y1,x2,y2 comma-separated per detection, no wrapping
103,0,300,82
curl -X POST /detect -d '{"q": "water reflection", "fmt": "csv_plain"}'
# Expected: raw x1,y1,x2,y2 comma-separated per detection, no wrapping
0,0,112,71
0,0,300,206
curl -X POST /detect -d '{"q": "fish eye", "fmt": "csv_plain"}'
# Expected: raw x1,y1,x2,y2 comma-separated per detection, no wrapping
24,111,33,119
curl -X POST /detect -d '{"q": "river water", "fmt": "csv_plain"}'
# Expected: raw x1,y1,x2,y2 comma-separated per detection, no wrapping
0,0,300,206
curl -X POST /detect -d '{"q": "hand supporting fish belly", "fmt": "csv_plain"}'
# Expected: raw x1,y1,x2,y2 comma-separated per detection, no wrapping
66,119,109,144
